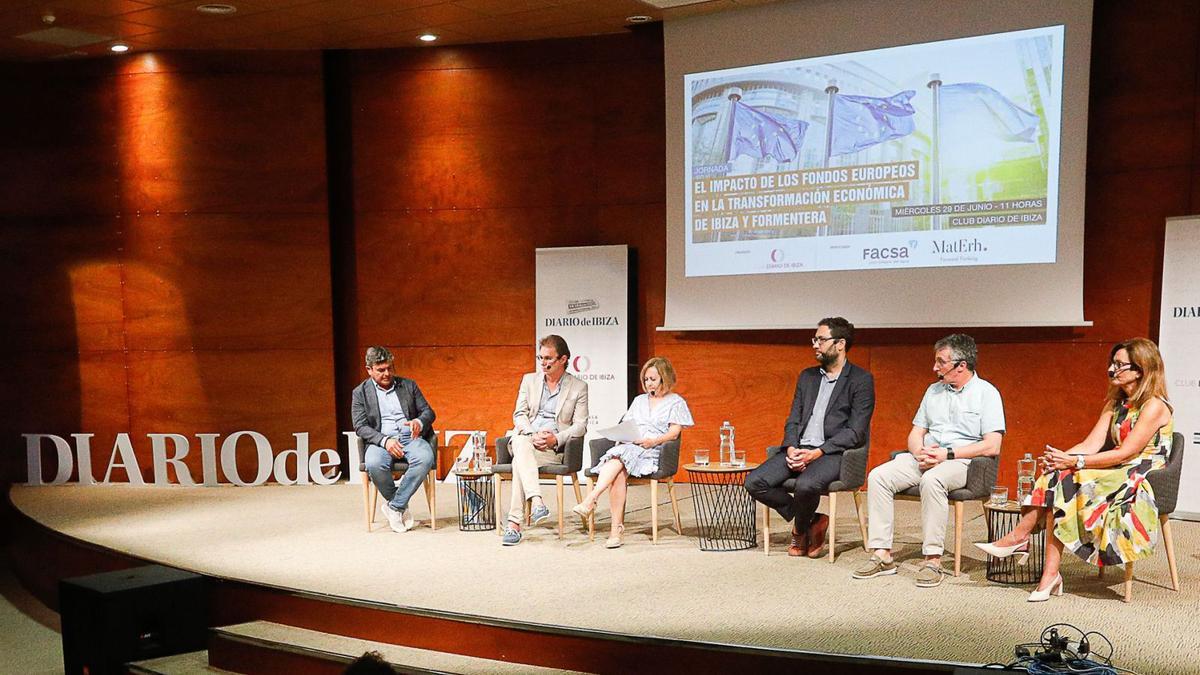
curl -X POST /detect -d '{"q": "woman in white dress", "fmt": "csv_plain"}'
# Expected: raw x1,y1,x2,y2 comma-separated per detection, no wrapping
573,357,694,547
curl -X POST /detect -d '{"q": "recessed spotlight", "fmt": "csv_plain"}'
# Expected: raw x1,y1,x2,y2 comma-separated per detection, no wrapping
110,42,129,53
626,15,653,24
196,3,238,15
418,33,438,42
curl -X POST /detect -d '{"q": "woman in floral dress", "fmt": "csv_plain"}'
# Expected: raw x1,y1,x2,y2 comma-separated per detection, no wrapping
976,337,1173,601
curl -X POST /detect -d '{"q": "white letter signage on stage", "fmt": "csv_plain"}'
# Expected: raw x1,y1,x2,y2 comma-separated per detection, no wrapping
1160,216,1200,520
536,245,631,470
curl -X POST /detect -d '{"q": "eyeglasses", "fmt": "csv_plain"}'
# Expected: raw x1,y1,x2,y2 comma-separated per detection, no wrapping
811,336,839,346
1108,361,1135,375
538,355,563,363
934,358,961,368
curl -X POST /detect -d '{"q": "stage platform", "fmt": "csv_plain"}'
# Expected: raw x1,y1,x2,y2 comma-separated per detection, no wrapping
7,482,1199,673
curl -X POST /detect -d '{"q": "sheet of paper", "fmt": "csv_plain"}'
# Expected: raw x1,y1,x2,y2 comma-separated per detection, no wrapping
598,420,641,443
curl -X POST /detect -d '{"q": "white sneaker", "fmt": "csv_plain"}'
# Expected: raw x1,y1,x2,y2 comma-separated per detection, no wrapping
401,508,415,531
383,505,408,533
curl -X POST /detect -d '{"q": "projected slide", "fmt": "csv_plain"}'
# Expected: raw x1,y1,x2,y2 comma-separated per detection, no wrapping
684,25,1063,277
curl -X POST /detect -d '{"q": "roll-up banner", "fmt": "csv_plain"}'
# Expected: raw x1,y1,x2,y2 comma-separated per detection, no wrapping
536,245,631,475
1160,216,1200,520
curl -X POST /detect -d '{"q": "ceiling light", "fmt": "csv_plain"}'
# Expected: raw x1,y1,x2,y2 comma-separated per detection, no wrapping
196,4,238,15
418,33,438,42
109,42,129,53
626,15,653,23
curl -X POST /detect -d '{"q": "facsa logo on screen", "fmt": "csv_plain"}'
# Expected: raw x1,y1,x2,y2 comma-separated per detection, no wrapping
862,245,911,260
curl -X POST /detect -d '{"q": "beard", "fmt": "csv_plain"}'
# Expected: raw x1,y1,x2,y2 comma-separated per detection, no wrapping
815,350,836,367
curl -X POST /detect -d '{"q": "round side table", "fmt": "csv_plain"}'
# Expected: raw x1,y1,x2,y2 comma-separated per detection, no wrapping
983,500,1045,584
685,462,759,552
455,470,496,531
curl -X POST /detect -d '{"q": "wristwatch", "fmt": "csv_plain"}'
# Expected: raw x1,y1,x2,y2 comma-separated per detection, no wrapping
946,448,955,460
1075,455,1086,470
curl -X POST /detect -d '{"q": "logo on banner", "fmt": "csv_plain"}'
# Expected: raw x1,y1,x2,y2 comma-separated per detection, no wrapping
1171,306,1200,318
568,298,599,314
770,249,785,263
569,353,614,381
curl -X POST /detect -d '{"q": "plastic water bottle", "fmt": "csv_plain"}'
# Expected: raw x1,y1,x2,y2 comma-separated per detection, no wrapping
1017,452,1036,501
719,421,735,466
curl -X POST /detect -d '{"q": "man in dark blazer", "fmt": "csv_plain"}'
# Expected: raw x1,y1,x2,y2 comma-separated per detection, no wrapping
351,346,437,533
745,317,875,558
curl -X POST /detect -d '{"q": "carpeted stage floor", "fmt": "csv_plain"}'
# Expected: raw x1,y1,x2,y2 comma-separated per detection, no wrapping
11,482,1199,673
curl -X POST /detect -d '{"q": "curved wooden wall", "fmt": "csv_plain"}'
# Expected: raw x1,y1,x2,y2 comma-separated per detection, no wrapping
0,53,335,489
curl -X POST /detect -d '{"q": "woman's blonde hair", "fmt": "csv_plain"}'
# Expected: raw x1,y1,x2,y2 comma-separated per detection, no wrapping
641,357,677,394
1106,337,1167,411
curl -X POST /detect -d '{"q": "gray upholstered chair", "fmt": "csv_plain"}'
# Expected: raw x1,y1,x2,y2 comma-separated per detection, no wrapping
492,434,586,539
583,437,683,543
888,449,998,577
1100,431,1185,602
760,444,869,561
351,431,438,532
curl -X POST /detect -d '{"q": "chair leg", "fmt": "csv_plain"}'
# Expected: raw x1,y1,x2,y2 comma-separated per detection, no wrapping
363,479,375,532
650,480,660,544
763,503,771,556
1162,515,1180,591
1124,562,1134,603
426,474,437,531
494,474,504,535
572,477,583,506
953,501,964,577
585,476,595,542
556,476,565,540
827,492,838,563
853,490,868,552
667,480,683,534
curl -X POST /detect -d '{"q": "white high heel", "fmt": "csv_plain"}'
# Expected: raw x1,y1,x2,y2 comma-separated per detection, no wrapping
975,540,1030,565
1027,574,1063,602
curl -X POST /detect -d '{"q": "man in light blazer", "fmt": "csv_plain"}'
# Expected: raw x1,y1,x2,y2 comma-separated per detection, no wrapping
502,334,589,545
351,346,437,533
745,317,875,557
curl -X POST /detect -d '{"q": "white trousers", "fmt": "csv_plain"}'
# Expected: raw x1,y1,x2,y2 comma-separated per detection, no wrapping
866,453,969,556
507,434,561,524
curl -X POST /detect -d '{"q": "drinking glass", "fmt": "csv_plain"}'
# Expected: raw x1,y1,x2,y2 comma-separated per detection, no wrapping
730,447,746,468
694,448,710,466
989,485,1009,506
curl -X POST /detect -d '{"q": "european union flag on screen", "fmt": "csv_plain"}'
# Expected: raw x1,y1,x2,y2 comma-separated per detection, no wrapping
830,90,916,155
940,82,1040,142
730,100,807,163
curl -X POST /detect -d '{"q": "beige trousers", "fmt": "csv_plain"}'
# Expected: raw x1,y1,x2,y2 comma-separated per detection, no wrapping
507,434,562,524
866,452,969,556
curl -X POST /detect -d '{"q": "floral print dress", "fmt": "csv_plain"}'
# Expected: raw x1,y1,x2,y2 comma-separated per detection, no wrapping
1026,399,1173,566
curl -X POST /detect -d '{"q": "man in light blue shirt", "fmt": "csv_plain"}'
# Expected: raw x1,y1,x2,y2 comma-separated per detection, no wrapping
854,334,1004,587
351,346,437,533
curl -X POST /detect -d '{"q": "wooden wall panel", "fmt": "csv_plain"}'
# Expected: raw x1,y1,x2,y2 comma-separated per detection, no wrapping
353,206,599,347
121,212,333,351
0,52,335,486
0,71,121,218
0,216,125,352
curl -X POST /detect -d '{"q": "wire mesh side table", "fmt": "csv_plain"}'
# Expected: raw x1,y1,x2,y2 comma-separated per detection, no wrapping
685,462,759,551
455,470,496,531
984,500,1045,584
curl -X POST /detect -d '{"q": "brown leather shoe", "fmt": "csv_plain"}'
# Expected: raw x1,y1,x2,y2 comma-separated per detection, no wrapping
806,513,830,558
787,525,808,557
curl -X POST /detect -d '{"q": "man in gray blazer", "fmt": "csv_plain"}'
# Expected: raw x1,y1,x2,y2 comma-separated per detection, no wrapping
502,334,589,545
745,317,875,557
351,346,437,533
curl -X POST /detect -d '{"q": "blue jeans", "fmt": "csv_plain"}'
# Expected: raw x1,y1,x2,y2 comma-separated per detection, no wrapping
365,437,435,512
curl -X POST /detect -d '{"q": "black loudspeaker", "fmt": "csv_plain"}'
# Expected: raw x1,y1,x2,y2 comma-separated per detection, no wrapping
59,564,207,674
